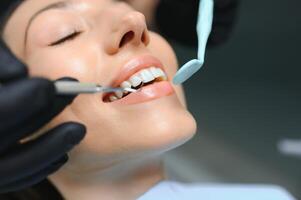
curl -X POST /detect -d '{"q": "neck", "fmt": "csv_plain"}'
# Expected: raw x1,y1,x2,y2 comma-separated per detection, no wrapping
49,158,165,200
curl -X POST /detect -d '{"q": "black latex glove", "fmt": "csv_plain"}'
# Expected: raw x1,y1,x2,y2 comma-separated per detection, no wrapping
0,41,86,193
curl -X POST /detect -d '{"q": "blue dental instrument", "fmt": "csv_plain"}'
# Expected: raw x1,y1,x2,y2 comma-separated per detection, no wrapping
173,0,214,85
55,81,136,95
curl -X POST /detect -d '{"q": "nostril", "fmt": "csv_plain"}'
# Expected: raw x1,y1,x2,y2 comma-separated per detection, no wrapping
119,31,135,48
141,31,147,44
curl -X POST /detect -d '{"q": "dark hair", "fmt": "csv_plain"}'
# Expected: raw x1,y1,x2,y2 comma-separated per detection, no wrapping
0,0,23,36
0,1,63,200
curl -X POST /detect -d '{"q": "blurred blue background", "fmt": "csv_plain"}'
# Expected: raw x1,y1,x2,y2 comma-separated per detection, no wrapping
165,0,301,199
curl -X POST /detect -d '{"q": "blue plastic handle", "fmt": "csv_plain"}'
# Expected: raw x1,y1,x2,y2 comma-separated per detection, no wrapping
173,0,214,85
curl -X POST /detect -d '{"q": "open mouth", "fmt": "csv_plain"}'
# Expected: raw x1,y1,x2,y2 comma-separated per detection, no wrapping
103,66,167,103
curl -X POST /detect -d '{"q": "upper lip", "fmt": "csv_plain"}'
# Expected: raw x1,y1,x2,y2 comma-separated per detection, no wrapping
108,54,166,89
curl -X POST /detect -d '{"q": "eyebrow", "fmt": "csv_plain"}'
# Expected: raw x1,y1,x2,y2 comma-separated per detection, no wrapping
24,1,70,46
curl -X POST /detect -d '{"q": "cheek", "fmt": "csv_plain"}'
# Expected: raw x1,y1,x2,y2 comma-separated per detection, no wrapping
25,44,103,82
148,32,187,106
148,32,178,73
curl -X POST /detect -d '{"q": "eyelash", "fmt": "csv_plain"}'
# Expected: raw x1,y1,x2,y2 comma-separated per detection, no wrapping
49,31,82,46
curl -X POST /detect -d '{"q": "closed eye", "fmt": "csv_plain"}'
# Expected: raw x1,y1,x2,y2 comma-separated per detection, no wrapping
49,31,82,46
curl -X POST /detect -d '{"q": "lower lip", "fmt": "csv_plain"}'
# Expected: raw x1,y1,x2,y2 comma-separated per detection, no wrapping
110,81,175,105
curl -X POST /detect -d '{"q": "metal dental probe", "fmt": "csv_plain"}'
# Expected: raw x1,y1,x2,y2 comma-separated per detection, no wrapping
55,81,137,95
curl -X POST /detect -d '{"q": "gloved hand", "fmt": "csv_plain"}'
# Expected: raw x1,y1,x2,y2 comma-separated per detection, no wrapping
0,40,86,193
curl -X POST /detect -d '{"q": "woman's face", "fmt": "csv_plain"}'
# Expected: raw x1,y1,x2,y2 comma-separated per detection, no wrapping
3,0,196,172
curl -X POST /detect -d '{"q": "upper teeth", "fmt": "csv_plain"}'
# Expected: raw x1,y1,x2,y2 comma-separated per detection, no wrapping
123,66,166,89
109,67,167,102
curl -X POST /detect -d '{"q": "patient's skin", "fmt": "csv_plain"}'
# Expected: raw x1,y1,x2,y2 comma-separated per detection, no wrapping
123,0,160,27
3,0,197,199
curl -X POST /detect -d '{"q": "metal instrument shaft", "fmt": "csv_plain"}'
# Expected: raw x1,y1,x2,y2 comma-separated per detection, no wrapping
55,81,136,95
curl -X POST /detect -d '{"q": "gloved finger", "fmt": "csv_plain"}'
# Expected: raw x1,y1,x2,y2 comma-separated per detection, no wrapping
0,155,68,193
0,123,86,185
0,78,78,151
0,77,78,129
0,78,54,128
0,40,28,83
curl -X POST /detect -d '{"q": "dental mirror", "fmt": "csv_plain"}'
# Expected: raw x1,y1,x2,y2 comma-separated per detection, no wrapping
173,0,214,85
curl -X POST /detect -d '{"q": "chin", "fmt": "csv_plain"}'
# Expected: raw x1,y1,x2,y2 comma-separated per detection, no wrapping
126,94,197,154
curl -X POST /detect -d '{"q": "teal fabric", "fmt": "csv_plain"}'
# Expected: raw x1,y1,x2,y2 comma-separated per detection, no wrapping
138,181,296,200
173,0,214,85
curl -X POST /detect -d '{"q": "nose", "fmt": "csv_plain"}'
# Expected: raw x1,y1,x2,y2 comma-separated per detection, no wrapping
105,11,150,54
